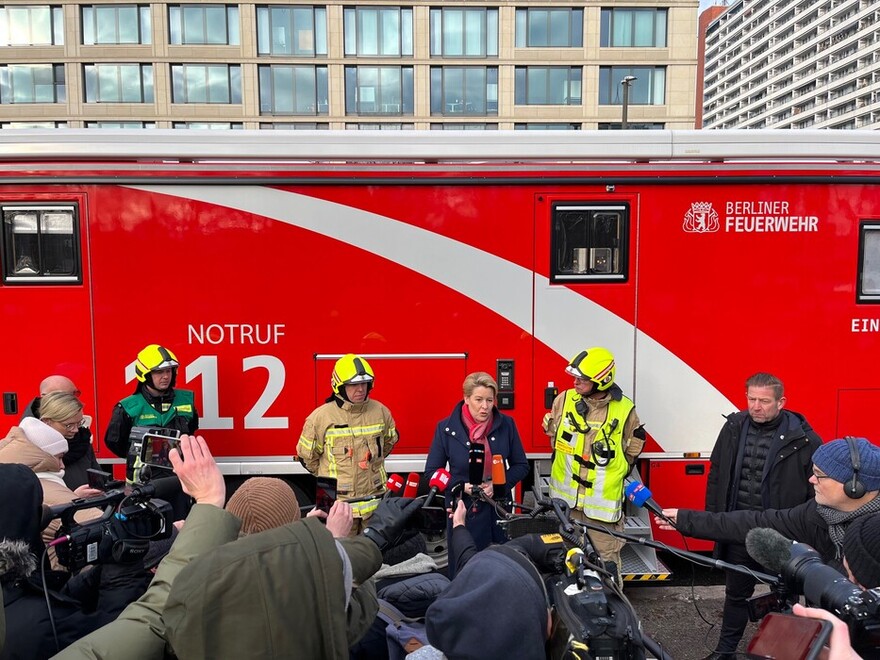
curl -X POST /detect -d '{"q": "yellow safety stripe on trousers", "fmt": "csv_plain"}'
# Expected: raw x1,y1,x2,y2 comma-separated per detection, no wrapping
348,497,380,517
324,422,387,440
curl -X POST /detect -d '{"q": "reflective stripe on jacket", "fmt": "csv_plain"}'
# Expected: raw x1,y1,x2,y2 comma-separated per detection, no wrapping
549,390,634,522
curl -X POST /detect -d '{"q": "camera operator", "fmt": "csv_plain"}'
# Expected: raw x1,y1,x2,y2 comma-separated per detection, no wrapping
56,435,425,659
415,500,553,660
659,438,880,573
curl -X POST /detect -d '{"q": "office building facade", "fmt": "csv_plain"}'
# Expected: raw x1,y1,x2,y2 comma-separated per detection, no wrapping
0,0,697,129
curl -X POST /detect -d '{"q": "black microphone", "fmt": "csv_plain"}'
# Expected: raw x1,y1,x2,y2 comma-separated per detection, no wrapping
745,527,795,574
468,443,486,486
130,476,182,501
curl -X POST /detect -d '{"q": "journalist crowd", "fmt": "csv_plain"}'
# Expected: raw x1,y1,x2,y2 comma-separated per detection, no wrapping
1,346,879,659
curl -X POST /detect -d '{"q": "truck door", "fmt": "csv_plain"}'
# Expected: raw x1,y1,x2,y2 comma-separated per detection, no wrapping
0,195,96,429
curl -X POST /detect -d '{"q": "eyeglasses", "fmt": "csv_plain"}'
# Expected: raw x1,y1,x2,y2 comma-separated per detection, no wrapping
49,418,86,432
812,471,833,480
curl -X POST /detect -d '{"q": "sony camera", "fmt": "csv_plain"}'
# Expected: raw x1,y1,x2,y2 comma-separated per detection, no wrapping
47,484,175,571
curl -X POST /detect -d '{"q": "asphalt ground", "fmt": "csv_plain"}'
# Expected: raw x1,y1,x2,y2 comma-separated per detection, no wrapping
625,552,767,660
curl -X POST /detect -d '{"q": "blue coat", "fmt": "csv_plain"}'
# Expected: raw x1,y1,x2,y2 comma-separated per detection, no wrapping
424,401,529,576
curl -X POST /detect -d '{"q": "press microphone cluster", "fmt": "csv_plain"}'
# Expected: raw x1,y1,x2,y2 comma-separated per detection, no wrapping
424,468,451,508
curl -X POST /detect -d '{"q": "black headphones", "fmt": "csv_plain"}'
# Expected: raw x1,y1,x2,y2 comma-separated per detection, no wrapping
844,436,867,499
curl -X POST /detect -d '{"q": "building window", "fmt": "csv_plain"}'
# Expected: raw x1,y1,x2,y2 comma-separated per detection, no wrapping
514,8,582,48
859,222,880,304
551,203,628,282
259,122,329,129
515,67,581,105
171,64,241,104
172,122,243,129
598,66,665,105
514,123,580,130
346,123,414,130
431,123,497,130
344,66,413,115
0,64,65,103
86,121,155,128
1,121,66,128
82,5,151,45
2,205,80,284
430,67,498,115
600,8,667,47
257,6,325,57
169,5,239,45
84,64,153,102
259,65,328,115
344,7,412,57
598,122,664,130
0,5,63,46
430,8,497,57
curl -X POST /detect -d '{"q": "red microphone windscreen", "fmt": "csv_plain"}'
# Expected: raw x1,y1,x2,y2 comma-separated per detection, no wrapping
491,455,506,486
403,472,420,498
429,468,451,492
386,473,404,494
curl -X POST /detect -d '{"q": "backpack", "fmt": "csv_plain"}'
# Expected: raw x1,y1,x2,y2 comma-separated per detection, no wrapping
377,598,429,660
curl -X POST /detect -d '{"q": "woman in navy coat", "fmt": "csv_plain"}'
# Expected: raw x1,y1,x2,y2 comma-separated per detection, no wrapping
424,371,529,577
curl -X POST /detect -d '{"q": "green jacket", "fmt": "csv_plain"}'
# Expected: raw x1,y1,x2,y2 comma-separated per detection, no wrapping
54,512,382,659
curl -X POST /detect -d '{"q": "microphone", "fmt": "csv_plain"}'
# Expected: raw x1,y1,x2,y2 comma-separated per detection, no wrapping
424,468,451,508
130,476,182,502
491,455,506,488
383,473,404,500
745,528,795,574
468,443,486,486
623,477,664,518
403,472,421,499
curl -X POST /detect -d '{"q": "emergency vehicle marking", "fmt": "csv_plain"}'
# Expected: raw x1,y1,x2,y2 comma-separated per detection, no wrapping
130,184,737,451
683,201,820,234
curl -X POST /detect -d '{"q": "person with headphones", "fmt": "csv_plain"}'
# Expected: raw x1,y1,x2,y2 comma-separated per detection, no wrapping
658,437,880,579
542,347,646,578
296,354,399,535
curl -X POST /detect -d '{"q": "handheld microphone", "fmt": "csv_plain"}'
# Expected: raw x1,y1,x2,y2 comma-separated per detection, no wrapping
424,468,451,508
403,472,421,499
623,477,664,518
491,455,506,488
383,473,404,500
745,528,795,574
468,444,486,486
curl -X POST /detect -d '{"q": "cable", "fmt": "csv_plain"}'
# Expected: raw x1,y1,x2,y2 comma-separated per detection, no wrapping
40,546,60,654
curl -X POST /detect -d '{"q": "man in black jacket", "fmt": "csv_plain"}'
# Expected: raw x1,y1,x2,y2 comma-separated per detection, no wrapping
701,372,822,659
660,438,880,640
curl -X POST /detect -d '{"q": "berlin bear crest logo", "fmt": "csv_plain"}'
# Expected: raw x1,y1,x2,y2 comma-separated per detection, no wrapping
683,202,719,233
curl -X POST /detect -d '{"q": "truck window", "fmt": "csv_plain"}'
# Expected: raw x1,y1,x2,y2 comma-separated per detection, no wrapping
859,221,880,304
551,203,628,282
2,205,81,284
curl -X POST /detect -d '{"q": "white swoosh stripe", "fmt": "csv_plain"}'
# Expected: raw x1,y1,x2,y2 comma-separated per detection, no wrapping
129,184,735,451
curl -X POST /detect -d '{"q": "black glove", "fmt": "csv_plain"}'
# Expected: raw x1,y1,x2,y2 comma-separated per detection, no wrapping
363,497,424,551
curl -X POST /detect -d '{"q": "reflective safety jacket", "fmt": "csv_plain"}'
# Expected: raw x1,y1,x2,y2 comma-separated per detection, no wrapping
548,387,641,522
296,397,398,518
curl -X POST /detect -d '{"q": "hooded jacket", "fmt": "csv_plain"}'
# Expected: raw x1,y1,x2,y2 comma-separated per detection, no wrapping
0,427,102,563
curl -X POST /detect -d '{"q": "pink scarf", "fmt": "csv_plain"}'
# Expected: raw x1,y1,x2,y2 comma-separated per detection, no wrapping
461,404,493,480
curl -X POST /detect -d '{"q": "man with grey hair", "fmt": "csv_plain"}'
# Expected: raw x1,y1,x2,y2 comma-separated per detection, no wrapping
22,374,99,489
701,372,823,660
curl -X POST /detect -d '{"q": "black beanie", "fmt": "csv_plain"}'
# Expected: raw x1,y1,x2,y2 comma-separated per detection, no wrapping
843,513,880,589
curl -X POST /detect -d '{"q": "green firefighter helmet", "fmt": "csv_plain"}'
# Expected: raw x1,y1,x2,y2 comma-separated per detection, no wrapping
331,354,374,397
565,347,616,391
134,344,180,383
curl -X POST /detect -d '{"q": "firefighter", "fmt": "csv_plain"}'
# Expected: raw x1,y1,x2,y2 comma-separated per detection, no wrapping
296,354,399,535
542,347,646,581
103,344,199,486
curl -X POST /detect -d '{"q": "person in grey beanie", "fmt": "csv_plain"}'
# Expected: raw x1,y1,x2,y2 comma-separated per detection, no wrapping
658,437,880,574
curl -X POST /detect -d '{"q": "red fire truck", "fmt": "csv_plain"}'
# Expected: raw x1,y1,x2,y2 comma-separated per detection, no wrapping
2,130,879,576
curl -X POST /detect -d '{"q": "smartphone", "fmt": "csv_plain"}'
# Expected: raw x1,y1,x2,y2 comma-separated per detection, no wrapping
746,612,833,660
140,429,182,469
411,506,447,533
315,477,337,513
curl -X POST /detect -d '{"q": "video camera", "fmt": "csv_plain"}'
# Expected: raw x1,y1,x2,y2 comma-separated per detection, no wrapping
45,480,176,571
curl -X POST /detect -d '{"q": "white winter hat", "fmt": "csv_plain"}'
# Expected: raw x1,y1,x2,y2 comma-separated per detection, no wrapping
19,417,68,456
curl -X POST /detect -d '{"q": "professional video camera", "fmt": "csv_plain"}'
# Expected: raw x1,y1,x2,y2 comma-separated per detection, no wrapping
45,479,177,571
497,488,667,660
745,528,880,654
